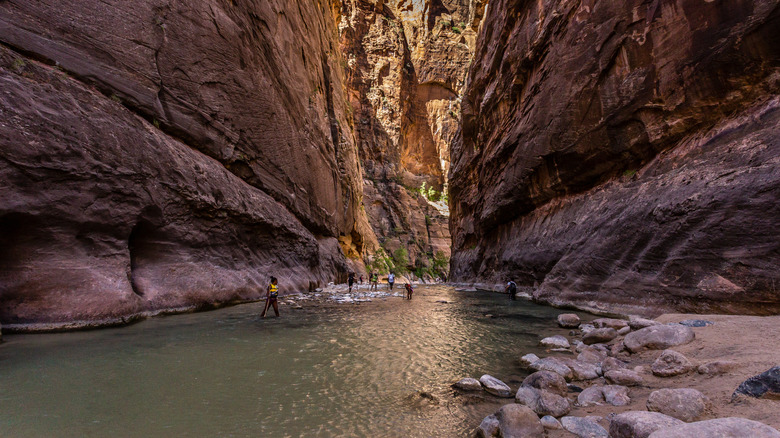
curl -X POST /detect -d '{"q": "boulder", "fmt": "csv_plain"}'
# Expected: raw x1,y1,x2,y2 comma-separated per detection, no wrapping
698,360,738,375
521,371,568,397
623,324,695,353
577,385,630,406
479,374,513,397
519,353,540,369
592,318,629,330
646,388,710,422
561,416,608,438
558,313,581,328
476,414,500,438
577,347,607,365
651,350,695,377
454,377,483,391
540,335,571,349
609,411,685,438
515,386,572,418
530,357,573,381
583,328,618,345
679,319,714,327
561,358,601,380
733,366,780,399
647,418,780,438
493,404,545,438
605,369,644,386
629,318,661,330
602,357,628,373
540,415,562,430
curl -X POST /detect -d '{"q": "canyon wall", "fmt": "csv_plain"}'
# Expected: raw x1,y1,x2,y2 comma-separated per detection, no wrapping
335,0,483,273
0,0,375,328
450,0,780,315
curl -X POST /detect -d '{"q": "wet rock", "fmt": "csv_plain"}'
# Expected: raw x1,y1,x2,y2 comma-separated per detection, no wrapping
540,415,562,430
577,385,630,407
580,324,596,335
592,318,628,330
698,360,738,375
454,377,483,391
476,414,500,437
617,326,631,336
561,416,608,438
521,371,568,397
602,357,628,373
561,358,601,381
679,319,714,327
651,350,695,377
520,353,540,369
629,318,661,330
558,313,581,328
583,328,618,345
624,324,695,353
609,411,685,438
733,366,780,399
605,369,644,387
647,418,780,438
567,384,584,393
479,375,513,398
540,335,570,349
530,357,573,381
515,386,572,418
646,388,710,422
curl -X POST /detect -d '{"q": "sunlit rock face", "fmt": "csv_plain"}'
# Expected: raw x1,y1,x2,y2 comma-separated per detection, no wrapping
450,0,780,314
335,0,484,268
0,0,376,326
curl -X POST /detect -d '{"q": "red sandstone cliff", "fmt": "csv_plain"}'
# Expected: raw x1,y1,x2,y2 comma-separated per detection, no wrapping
450,0,780,315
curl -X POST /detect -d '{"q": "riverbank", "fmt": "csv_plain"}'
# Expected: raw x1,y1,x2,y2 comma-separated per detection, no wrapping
471,311,780,437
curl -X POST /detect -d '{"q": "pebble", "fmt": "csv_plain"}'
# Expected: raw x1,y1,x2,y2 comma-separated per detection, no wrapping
558,313,581,328
540,335,571,349
453,377,483,391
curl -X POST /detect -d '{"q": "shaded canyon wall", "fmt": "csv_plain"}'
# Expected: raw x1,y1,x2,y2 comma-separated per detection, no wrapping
0,0,375,328
450,0,780,315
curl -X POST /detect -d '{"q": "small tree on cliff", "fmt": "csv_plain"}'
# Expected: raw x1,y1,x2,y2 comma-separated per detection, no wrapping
392,248,409,276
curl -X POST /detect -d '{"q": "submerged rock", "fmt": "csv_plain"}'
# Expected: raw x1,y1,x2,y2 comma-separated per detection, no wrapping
646,388,710,422
479,374,513,398
609,411,685,438
733,366,780,399
647,418,780,438
623,324,695,353
651,350,695,377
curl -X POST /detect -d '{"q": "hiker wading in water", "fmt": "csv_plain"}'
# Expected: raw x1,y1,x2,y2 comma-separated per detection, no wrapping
262,276,280,317
505,280,517,301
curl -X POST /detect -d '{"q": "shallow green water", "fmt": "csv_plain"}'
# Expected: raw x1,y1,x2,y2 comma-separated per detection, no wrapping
0,285,585,437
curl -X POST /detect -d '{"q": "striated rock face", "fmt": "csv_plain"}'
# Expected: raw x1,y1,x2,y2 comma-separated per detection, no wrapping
0,0,375,327
335,0,484,272
450,0,780,314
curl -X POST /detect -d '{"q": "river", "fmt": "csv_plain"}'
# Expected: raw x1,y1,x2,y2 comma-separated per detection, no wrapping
0,285,588,437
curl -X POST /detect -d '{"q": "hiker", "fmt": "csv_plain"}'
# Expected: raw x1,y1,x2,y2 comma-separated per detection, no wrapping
387,272,395,290
348,272,355,293
505,280,517,301
261,276,280,317
404,283,414,300
370,272,379,291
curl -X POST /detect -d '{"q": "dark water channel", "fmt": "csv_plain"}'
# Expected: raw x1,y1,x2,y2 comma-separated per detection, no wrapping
0,285,590,437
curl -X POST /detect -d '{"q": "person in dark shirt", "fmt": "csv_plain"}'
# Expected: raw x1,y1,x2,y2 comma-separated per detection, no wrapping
506,281,517,300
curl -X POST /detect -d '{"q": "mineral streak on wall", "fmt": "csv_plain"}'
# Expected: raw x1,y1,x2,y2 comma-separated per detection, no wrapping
0,0,376,328
449,0,780,315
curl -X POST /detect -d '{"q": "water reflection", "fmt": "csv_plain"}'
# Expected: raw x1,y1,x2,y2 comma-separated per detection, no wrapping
0,285,586,437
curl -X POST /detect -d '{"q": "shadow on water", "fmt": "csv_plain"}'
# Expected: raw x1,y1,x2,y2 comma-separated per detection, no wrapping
0,285,594,437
